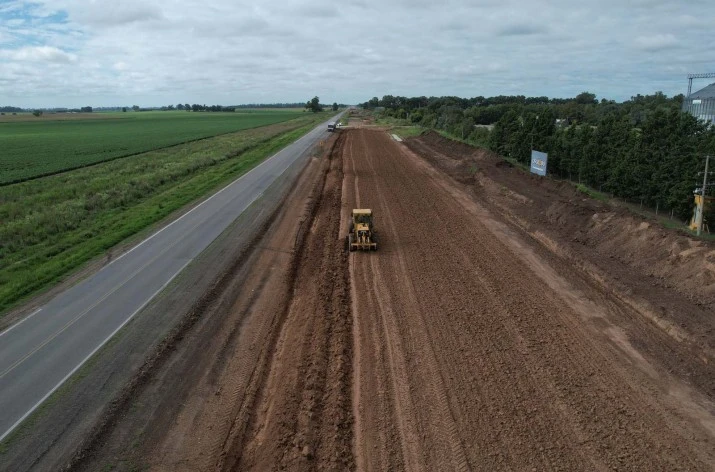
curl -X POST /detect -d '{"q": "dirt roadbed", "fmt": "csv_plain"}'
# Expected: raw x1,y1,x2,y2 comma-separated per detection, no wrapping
44,128,714,471
347,129,714,470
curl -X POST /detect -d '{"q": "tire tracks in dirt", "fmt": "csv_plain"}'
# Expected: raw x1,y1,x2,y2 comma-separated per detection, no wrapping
347,130,470,471
222,131,354,471
345,128,714,471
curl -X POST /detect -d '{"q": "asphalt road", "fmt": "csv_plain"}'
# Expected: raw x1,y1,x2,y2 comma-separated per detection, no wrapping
0,116,340,442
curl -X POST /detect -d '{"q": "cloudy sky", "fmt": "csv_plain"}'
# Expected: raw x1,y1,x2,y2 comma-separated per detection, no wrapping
0,0,713,108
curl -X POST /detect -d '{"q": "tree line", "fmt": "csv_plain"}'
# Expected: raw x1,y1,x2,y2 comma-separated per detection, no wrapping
1,106,94,114
236,103,306,108
364,92,715,220
3,101,342,115
304,96,340,113
161,104,236,112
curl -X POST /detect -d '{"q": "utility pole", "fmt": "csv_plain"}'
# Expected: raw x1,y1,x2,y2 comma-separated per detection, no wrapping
697,155,711,236
530,115,539,151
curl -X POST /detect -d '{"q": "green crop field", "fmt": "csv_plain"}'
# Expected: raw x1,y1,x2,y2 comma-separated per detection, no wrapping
0,110,305,184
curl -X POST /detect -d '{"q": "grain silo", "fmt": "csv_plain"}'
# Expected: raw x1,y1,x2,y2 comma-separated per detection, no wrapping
683,74,715,125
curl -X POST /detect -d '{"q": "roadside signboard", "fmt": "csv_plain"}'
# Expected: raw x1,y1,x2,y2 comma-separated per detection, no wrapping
530,150,548,176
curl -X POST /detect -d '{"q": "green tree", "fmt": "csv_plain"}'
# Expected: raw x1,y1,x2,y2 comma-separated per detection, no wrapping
461,116,475,140
602,116,637,195
531,108,556,154
575,91,597,105
332,102,338,111
489,109,520,157
306,96,323,113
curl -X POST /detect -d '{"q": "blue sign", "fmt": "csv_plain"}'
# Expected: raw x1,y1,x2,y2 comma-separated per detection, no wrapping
530,150,548,176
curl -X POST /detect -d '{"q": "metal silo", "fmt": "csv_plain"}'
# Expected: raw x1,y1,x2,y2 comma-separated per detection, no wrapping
683,77,715,126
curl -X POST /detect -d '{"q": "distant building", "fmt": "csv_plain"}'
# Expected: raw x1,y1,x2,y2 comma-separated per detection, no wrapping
683,82,715,126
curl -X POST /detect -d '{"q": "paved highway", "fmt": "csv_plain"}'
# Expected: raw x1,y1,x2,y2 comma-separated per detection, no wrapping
0,117,339,441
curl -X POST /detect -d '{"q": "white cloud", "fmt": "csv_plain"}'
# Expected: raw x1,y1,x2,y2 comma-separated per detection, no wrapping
485,63,505,73
0,1,26,15
81,5,162,26
496,23,548,36
0,45,77,63
674,14,706,27
35,1,163,27
292,3,341,18
634,34,679,52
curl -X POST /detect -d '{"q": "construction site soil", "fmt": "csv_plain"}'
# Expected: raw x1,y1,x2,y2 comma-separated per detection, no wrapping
68,127,713,471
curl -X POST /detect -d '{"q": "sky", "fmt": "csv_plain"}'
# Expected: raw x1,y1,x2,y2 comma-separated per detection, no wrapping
0,0,714,108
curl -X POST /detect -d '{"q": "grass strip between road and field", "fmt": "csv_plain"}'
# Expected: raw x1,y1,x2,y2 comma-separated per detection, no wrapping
0,113,330,316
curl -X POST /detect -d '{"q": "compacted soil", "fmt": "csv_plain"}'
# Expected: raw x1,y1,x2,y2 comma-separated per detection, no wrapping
68,127,714,471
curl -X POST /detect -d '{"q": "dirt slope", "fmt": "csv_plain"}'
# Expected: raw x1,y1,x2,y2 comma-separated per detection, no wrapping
405,132,715,390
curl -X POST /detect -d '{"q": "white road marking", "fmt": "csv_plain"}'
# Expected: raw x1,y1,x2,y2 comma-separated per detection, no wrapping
0,308,42,338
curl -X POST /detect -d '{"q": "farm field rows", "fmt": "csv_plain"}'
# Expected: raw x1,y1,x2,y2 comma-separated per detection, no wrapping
0,112,329,317
0,110,304,184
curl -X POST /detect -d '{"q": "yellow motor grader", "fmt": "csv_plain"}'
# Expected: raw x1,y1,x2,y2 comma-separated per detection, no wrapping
346,209,377,251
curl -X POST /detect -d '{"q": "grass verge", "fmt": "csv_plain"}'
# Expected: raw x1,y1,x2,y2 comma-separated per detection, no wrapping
391,126,424,139
576,184,609,202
